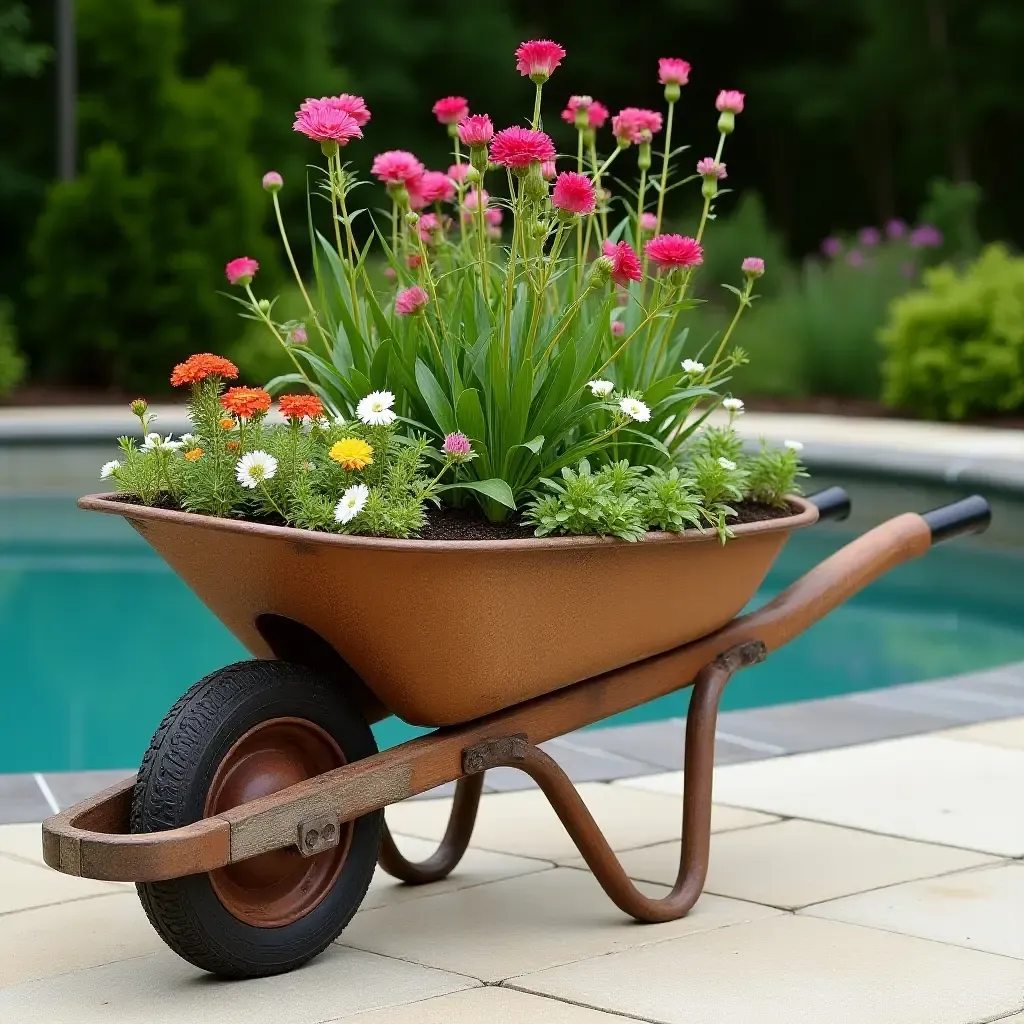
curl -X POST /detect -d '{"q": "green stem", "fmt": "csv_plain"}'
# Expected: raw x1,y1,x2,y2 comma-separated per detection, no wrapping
474,194,491,302
705,279,752,379
259,480,288,523
245,283,310,383
576,129,585,288
654,100,676,237
589,138,608,240
502,177,522,372
454,137,466,251
595,146,623,179
594,289,674,377
333,154,365,337
391,198,399,262
532,83,543,130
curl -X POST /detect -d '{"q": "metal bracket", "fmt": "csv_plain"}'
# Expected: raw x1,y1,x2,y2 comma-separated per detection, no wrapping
297,813,341,857
713,640,767,675
462,733,528,775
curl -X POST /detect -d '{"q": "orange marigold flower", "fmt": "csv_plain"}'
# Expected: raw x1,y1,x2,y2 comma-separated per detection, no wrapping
184,448,204,462
226,440,240,450
279,393,324,420
329,438,374,471
221,386,272,419
220,418,236,430
169,353,239,387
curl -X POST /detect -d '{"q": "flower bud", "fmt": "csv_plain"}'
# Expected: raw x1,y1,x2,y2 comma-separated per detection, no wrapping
637,141,652,171
701,177,718,200
470,145,489,174
387,183,410,208
464,166,481,185
532,219,548,239
258,298,271,314
523,164,548,202
130,398,148,417
405,211,420,227
262,171,283,193
320,139,339,158
588,255,614,289
717,111,735,135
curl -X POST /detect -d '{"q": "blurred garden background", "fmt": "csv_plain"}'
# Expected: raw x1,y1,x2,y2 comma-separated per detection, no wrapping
3,0,1024,421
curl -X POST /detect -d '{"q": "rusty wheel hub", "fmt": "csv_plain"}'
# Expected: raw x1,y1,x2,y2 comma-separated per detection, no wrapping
204,717,351,927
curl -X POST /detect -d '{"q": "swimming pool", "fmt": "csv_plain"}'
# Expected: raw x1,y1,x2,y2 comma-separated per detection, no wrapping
2,475,1024,774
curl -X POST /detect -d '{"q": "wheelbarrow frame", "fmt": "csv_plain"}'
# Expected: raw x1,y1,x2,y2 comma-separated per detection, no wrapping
42,491,990,926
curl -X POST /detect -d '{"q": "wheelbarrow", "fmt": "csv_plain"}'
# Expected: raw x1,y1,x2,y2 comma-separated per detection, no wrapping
41,488,991,979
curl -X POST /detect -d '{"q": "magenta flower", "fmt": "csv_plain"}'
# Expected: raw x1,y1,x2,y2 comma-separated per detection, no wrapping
645,234,703,270
540,159,557,180
640,212,658,232
859,226,881,247
612,107,663,144
563,97,610,130
458,114,494,147
601,240,643,286
417,212,443,244
910,224,943,248
406,253,422,270
417,170,456,204
395,285,429,316
846,249,865,268
658,58,691,86
301,94,371,127
696,157,727,180
821,236,843,258
552,172,596,216
462,188,489,214
611,320,625,337
886,218,908,239
741,257,765,278
225,257,259,286
292,102,362,146
442,431,473,461
716,90,745,114
372,150,426,186
489,126,556,169
262,171,283,193
448,163,470,183
485,207,503,227
433,96,470,125
515,39,566,82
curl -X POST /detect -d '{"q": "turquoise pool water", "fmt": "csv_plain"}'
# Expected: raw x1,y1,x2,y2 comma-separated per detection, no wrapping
2,489,1024,774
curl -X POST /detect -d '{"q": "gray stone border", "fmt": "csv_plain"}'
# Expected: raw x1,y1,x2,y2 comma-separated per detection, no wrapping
3,660,1023,824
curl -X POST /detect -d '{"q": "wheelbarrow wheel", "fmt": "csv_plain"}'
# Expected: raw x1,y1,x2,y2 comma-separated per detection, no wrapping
131,659,382,978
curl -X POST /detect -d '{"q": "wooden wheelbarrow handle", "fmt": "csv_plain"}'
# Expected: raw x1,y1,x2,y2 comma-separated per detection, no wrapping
41,496,990,883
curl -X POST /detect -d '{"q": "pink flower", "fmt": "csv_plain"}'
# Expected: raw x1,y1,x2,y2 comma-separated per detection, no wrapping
489,126,556,169
457,114,493,148
552,172,596,216
290,326,308,344
696,157,727,179
262,171,283,192
406,253,422,270
910,224,943,248
448,163,471,183
658,58,691,86
515,39,566,82
462,188,489,213
612,107,663,144
587,100,610,130
292,102,362,145
383,267,397,281
645,234,703,270
302,94,371,127
442,431,473,460
821,236,842,258
485,207,503,227
433,96,470,125
417,170,456,204
395,285,429,316
563,97,610,130
540,160,557,180
716,90,745,114
225,257,259,286
640,212,658,232
859,226,881,247
601,240,642,286
417,212,442,244
741,257,765,277
886,218,908,239
611,320,625,337
846,249,865,268
372,150,426,186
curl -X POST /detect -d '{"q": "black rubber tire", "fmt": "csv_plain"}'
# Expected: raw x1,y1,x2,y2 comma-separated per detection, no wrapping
131,660,382,978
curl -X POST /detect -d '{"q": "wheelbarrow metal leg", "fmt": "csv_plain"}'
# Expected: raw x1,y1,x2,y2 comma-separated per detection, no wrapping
377,773,485,884
473,641,766,922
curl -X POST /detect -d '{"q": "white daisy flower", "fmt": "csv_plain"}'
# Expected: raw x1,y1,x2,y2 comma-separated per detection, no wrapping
100,460,120,479
618,396,651,423
180,433,195,445
335,483,370,524
718,457,737,471
140,432,183,452
784,439,804,451
681,359,705,375
356,390,396,427
587,379,615,398
236,450,278,489
722,397,745,413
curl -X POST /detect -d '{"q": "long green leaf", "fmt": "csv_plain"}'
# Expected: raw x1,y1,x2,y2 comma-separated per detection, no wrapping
436,478,516,510
415,358,457,434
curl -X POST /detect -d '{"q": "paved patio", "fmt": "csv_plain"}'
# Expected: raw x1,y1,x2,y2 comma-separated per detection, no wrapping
2,716,1023,1023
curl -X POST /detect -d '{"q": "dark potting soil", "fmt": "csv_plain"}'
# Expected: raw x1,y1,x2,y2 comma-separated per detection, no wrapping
107,492,798,540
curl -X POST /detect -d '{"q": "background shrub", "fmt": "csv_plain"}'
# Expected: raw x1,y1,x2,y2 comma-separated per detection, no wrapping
0,298,26,396
880,244,1024,420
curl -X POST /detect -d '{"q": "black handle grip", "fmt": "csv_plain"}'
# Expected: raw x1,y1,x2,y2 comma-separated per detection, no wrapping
921,494,991,544
807,486,851,523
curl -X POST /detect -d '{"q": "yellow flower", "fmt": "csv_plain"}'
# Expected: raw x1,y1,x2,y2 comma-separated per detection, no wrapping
329,438,374,471
184,448,204,462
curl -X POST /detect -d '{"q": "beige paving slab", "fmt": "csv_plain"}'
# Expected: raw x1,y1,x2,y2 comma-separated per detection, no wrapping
341,865,780,982
567,820,997,910
363,834,550,911
0,892,164,986
512,913,1024,1024
0,822,44,864
0,946,477,1023
385,783,776,863
0,854,124,915
345,985,639,1022
806,861,1024,960
941,716,1024,751
624,736,1024,856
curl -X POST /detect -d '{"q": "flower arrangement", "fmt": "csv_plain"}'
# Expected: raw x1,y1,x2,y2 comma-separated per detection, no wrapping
100,41,807,541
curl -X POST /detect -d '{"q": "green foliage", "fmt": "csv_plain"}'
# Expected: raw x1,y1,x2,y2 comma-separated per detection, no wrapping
744,441,808,506
0,1,50,76
685,451,746,542
918,178,982,263
880,245,1024,420
0,298,26,395
24,0,273,390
